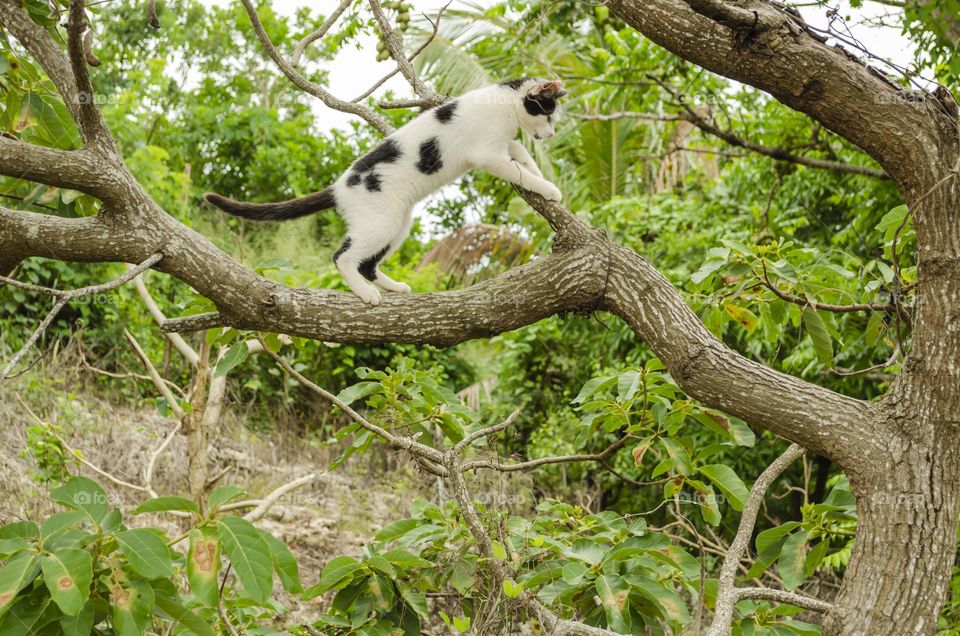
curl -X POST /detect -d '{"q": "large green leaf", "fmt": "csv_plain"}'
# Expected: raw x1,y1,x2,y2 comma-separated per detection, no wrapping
260,530,302,594
698,464,749,512
304,556,363,598
0,552,41,613
595,574,631,632
58,601,93,636
50,478,108,524
115,529,174,579
153,593,216,636
778,530,811,591
112,578,154,636
802,307,833,366
187,527,221,607
40,549,93,615
216,517,274,603
214,342,248,378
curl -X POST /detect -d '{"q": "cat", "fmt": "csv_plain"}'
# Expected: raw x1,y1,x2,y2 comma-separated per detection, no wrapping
204,78,567,305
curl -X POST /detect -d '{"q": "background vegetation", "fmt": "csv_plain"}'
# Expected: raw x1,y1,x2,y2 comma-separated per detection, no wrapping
1,0,957,633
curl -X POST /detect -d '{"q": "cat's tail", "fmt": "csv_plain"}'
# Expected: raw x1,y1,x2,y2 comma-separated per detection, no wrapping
203,187,336,221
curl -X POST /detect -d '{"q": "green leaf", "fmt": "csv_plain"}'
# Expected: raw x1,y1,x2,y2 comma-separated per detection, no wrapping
0,594,59,635
50,477,108,524
502,578,524,598
630,576,691,623
187,527,220,607
207,486,246,511
153,593,216,636
382,548,432,570
40,549,93,615
261,530,302,594
214,342,248,378
572,375,616,404
778,530,811,590
216,517,274,603
0,552,41,613
304,556,362,598
59,601,94,636
596,574,631,632
698,464,749,512
112,578,154,636
335,381,382,406
115,529,174,579
40,512,86,547
802,307,833,366
374,518,418,542
865,311,885,348
131,496,199,515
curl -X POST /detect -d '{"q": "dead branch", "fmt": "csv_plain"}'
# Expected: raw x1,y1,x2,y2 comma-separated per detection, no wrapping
352,2,449,103
238,0,394,135
123,328,185,418
289,0,354,67
705,443,828,636
0,254,162,379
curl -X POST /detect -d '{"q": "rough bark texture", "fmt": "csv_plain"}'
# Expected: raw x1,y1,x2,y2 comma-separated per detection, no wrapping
1,0,959,632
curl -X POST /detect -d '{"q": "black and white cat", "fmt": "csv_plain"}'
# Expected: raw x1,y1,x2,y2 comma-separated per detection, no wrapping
204,78,567,305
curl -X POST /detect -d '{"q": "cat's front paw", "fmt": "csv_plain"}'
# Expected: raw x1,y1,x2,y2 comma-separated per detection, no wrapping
393,282,412,294
355,287,382,305
540,182,562,201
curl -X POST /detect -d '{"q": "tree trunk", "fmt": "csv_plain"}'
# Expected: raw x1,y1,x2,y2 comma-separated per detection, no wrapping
827,449,960,634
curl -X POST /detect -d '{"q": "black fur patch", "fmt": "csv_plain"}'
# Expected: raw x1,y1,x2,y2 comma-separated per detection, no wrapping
333,237,352,262
416,137,443,175
352,139,402,173
358,244,390,281
501,77,530,91
346,173,362,187
523,95,557,117
364,172,382,192
434,101,458,123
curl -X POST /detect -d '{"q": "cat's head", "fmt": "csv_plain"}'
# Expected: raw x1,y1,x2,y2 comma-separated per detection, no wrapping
504,78,567,140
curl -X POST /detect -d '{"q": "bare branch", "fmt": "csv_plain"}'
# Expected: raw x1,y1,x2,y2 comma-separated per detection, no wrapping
238,0,394,135
123,328,185,418
758,262,900,313
1,253,162,379
734,586,834,613
706,443,807,636
289,0,354,67
367,0,441,104
351,3,448,103
132,272,200,366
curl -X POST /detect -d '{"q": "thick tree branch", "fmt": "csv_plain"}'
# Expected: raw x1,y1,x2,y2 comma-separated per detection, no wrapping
0,0,81,124
607,0,948,189
0,139,121,199
67,0,116,150
0,201,876,467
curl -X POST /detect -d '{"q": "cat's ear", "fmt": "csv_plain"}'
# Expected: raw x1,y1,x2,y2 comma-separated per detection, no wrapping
527,80,567,99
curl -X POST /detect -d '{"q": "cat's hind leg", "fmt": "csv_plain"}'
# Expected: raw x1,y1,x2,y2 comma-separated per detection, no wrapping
371,210,414,294
333,237,387,305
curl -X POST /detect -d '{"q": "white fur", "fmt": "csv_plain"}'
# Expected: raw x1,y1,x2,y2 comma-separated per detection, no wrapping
331,79,564,305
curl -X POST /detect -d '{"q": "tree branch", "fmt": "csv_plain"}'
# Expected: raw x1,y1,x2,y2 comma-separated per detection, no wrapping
608,0,948,188
706,443,806,636
289,0,354,67
238,0,394,135
67,0,116,149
